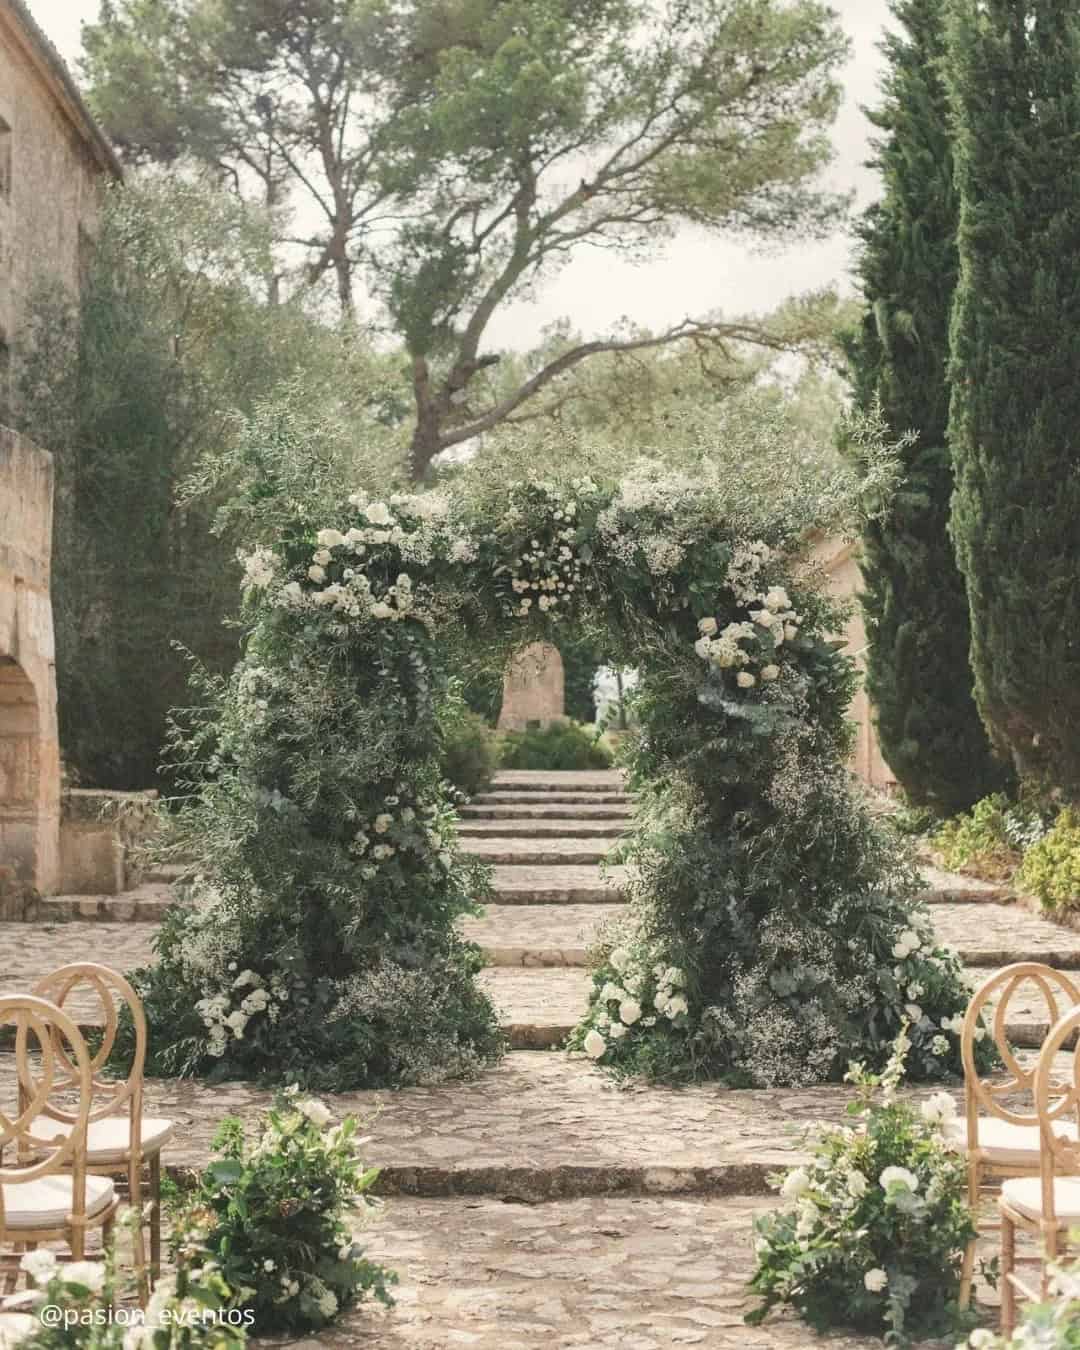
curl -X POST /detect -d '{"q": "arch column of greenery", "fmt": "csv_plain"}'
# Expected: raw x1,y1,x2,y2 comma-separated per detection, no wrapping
130,449,976,1091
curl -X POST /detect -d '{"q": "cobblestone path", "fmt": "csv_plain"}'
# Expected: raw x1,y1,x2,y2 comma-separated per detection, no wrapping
1,769,1058,1344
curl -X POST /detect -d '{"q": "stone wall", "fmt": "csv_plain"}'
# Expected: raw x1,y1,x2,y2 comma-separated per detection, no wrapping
0,425,59,891
0,0,118,387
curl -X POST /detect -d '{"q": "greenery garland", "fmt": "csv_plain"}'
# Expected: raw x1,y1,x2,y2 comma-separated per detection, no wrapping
128,447,978,1090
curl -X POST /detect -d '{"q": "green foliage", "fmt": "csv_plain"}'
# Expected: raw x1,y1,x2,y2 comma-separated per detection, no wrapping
125,396,977,1091
12,176,401,788
1018,809,1080,913
172,1092,394,1334
961,1256,1080,1347
747,1033,979,1344
842,0,1006,816
441,704,500,795
12,1244,248,1347
931,793,1019,878
500,721,612,772
947,0,1080,796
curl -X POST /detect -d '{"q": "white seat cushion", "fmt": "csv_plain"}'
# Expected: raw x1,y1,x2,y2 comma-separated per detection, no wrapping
943,1114,1079,1165
0,1313,38,1348
27,1115,175,1164
1002,1175,1080,1222
0,1173,114,1229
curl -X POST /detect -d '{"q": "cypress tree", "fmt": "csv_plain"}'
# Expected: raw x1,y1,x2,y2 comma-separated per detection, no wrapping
947,0,1080,794
844,0,1006,814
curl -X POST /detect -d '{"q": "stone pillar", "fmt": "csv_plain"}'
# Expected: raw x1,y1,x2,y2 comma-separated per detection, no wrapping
497,642,566,732
0,427,60,892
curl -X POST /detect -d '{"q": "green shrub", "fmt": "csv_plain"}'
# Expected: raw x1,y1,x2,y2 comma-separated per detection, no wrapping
500,720,612,771
748,1031,978,1345
442,708,500,795
1018,808,1080,912
173,1091,395,1334
930,793,1018,878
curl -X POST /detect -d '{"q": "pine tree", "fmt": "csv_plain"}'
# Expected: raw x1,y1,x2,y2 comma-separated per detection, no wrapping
844,0,1006,814
947,0,1080,793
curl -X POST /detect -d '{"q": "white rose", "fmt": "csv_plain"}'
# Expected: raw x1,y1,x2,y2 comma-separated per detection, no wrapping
374,813,393,833
308,564,326,582
664,994,688,1018
760,664,780,682
583,1029,606,1060
317,529,345,548
64,1261,106,1293
879,1166,918,1193
299,1098,333,1128
698,617,718,636
694,637,713,659
20,1248,58,1282
619,998,642,1026
764,587,791,612
905,1003,923,1023
263,1259,276,1273
846,1169,868,1198
752,609,777,628
736,671,756,688
920,1091,958,1126
608,947,631,974
863,1268,888,1293
783,622,799,641
364,502,393,526
780,1167,810,1200
312,548,332,566
608,1022,628,1040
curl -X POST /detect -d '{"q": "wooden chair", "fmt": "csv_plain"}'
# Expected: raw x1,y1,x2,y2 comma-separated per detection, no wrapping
26,964,174,1300
0,993,119,1289
998,1000,1080,1335
951,962,1080,1308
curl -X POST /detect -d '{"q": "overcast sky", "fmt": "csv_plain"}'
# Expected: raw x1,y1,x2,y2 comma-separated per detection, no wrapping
30,0,894,350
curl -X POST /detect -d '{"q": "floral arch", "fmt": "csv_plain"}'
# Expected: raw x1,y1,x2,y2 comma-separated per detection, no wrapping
131,465,975,1092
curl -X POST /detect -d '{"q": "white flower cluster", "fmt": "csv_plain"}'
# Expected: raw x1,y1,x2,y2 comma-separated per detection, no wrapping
582,946,688,1061
693,581,798,689
349,793,441,875
20,1249,106,1293
726,539,773,603
508,496,582,617
239,545,278,592
196,966,288,1057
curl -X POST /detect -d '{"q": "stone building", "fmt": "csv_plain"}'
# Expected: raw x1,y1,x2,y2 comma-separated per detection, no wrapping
0,0,121,893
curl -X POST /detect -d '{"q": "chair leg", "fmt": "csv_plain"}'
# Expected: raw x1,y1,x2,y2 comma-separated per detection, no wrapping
129,1156,149,1307
960,1159,981,1310
1001,1212,1017,1338
149,1152,162,1282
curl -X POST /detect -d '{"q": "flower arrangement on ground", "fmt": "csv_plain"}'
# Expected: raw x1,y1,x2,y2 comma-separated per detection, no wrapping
8,1245,246,1347
747,1029,978,1344
127,400,979,1089
170,1090,395,1334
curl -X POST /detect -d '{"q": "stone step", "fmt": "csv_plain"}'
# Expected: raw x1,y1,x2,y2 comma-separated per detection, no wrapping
472,790,630,805
480,967,589,1047
461,904,623,967
491,864,628,906
462,839,612,865
918,865,1011,904
932,902,1080,968
492,770,627,793
458,818,629,839
31,886,174,924
460,802,633,819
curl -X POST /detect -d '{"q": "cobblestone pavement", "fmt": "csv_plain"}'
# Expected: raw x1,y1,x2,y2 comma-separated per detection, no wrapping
320,1194,943,1350
925,902,1080,965
919,865,1009,902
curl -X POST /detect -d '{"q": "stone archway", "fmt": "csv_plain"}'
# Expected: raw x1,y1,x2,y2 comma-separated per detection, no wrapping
0,428,60,894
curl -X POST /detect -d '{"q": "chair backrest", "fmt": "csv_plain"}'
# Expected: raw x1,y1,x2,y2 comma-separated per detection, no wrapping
962,962,1080,1143
29,963,147,1129
0,993,93,1233
1034,1002,1080,1223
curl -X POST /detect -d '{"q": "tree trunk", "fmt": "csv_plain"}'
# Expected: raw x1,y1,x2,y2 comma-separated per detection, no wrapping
409,413,442,482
